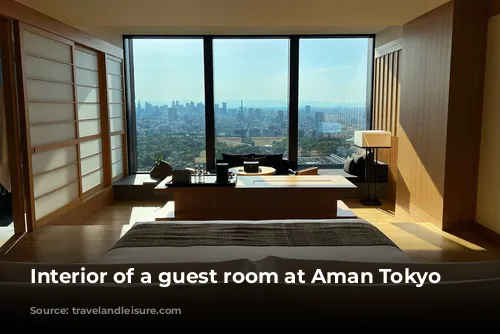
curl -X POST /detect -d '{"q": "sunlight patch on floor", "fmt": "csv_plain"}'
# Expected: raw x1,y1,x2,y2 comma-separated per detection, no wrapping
375,223,443,251
127,205,161,224
389,222,487,252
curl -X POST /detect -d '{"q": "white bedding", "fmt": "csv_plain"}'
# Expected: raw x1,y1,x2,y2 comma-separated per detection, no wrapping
98,219,412,264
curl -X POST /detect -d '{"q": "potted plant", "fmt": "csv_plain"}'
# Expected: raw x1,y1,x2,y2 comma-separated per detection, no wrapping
150,154,173,180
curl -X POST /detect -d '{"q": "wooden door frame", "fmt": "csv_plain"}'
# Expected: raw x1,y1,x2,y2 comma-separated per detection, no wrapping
0,16,26,235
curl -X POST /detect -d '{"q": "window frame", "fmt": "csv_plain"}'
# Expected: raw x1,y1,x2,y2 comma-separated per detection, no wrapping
123,34,375,173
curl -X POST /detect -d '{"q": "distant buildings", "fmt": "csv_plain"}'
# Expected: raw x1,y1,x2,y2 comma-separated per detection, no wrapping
135,98,365,166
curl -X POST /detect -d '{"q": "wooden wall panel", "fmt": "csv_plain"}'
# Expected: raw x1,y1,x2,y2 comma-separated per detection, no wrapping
490,0,500,17
442,0,489,227
396,2,454,226
372,49,401,202
477,14,500,235
396,0,489,229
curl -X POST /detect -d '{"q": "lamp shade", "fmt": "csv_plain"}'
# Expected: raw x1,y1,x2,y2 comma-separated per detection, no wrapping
354,130,392,148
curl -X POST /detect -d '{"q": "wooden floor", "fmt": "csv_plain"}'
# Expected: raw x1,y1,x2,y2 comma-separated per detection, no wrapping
1,199,500,263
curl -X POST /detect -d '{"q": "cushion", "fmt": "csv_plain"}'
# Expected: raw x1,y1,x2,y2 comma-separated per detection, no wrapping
343,156,353,174
351,153,365,177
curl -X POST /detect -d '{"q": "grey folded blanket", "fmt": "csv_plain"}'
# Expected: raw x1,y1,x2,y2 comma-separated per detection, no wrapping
110,222,398,250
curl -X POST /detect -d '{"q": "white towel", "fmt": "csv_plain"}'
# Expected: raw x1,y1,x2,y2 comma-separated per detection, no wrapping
0,86,11,193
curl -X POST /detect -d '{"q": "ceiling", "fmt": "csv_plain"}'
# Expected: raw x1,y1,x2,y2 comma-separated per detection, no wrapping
15,0,450,46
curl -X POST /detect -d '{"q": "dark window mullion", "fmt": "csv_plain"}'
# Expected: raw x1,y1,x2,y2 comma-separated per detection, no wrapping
367,37,376,131
123,38,138,173
288,37,299,171
203,37,215,171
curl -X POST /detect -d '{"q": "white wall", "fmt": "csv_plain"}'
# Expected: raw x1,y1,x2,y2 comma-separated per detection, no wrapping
477,14,500,233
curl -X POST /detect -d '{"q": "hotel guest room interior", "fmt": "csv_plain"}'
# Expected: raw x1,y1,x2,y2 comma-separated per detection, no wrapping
1,0,500,303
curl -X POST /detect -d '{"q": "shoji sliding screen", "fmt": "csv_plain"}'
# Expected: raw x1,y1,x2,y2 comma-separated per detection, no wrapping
74,46,105,195
17,23,118,230
106,55,127,181
22,25,81,227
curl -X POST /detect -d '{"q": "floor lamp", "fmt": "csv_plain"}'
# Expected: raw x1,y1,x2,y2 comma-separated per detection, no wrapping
354,130,392,206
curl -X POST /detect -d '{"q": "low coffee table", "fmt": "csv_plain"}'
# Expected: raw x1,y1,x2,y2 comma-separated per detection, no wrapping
154,175,358,221
228,166,276,176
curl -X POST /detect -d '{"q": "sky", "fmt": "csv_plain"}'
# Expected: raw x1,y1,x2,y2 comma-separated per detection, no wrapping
132,37,371,108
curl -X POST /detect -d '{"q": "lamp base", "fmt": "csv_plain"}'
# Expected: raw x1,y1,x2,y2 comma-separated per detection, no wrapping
359,198,382,206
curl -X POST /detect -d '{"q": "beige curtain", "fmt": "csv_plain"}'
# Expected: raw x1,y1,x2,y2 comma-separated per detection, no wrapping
0,86,11,193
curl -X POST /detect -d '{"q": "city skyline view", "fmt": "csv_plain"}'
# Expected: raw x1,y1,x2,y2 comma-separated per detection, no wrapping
135,99,368,109
131,37,372,171
135,97,368,170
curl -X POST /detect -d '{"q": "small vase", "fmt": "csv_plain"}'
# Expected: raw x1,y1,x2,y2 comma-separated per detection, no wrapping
150,161,173,180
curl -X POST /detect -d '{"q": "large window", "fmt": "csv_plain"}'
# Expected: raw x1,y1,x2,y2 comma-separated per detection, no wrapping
126,36,373,172
298,38,371,167
213,39,289,159
132,38,205,171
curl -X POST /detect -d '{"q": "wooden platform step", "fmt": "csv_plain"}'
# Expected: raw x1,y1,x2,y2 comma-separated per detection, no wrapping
155,200,357,221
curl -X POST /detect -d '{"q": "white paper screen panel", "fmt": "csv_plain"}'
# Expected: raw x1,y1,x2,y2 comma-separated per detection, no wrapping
78,103,100,120
107,74,122,90
35,183,79,220
27,79,74,102
108,90,122,104
110,135,122,150
107,58,122,76
110,117,123,132
81,154,103,176
112,161,123,178
80,138,102,158
75,50,98,71
82,169,104,193
111,147,123,164
108,103,123,118
107,57,125,181
33,164,78,199
75,68,99,87
29,103,75,124
77,86,99,103
32,146,77,176
23,30,72,64
30,123,76,147
79,119,101,138
25,55,73,83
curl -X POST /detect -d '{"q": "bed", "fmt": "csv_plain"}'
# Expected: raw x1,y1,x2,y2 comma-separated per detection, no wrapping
98,218,412,264
5,219,500,320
